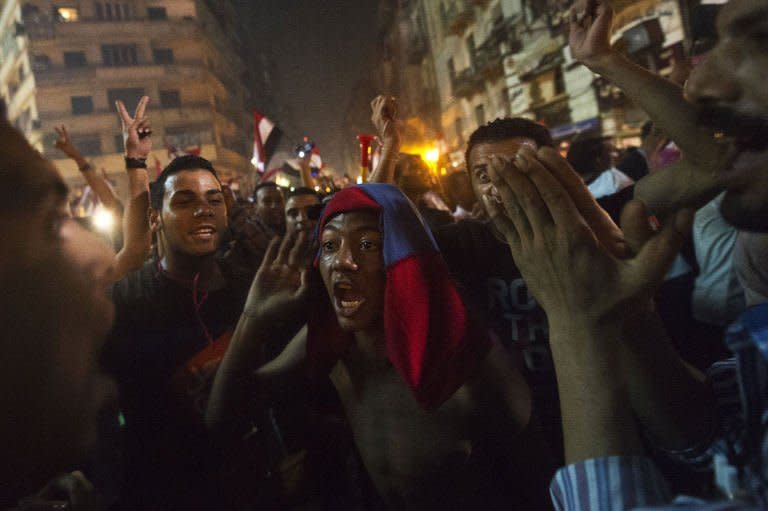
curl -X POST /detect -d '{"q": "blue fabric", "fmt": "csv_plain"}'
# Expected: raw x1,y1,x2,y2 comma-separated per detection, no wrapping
355,184,439,266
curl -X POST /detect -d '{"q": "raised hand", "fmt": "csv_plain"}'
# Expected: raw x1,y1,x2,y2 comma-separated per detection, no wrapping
482,146,692,330
243,230,310,324
371,95,400,146
116,95,152,159
568,0,614,67
53,125,84,161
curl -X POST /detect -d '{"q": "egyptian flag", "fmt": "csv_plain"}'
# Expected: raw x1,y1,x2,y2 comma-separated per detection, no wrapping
307,184,490,411
252,111,282,173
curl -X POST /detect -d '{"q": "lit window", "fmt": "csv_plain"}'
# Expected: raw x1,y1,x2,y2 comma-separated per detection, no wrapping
56,7,79,22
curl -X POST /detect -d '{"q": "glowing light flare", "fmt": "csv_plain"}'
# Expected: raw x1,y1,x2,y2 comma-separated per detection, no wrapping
424,148,440,164
92,206,115,233
356,175,363,184
276,176,291,188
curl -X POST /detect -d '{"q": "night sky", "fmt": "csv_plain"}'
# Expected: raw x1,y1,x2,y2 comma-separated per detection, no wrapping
244,0,379,172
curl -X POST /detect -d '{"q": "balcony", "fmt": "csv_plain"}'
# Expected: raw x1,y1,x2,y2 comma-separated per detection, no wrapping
33,62,208,86
474,42,503,80
451,68,483,98
485,15,522,54
23,15,199,41
444,1,475,36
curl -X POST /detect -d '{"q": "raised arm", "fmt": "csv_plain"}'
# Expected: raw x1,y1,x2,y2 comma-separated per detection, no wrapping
109,96,153,281
569,0,726,211
206,232,309,435
298,150,317,189
367,95,401,183
54,125,122,213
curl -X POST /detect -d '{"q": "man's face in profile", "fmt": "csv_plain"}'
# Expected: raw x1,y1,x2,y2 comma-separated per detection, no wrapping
0,124,116,499
685,0,768,232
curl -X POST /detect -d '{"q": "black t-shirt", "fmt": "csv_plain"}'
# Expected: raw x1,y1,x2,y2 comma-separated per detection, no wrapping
105,259,253,509
434,219,561,458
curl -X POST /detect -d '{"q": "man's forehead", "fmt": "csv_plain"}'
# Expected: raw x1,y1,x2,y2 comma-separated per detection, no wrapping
165,169,221,192
718,0,768,34
470,137,538,165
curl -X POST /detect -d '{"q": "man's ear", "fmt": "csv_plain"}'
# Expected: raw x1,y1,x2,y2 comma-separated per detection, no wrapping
149,207,161,233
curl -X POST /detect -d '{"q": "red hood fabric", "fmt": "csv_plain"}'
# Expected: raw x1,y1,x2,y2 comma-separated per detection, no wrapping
307,184,489,411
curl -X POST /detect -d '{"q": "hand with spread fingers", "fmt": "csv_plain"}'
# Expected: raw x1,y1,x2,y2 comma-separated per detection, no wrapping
482,146,692,333
243,230,310,324
116,95,152,159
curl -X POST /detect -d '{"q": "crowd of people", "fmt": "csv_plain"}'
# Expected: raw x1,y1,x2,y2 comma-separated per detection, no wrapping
2,0,768,509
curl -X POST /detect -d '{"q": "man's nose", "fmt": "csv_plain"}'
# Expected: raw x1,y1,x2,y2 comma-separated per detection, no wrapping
684,49,741,105
194,205,213,217
331,242,358,271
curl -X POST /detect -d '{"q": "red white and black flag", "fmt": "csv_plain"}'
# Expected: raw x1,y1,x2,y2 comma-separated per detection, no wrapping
252,111,282,173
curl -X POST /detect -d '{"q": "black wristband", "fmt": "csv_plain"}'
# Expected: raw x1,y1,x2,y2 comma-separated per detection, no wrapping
78,161,93,172
124,156,147,169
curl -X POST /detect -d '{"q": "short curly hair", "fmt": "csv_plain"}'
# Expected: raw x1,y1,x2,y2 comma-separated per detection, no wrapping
464,118,554,169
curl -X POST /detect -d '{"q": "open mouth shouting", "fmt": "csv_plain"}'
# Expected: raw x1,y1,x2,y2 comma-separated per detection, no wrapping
699,107,768,183
333,280,366,318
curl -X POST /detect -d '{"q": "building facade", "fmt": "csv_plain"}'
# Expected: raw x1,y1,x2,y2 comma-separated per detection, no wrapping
416,0,700,167
9,0,253,196
0,0,42,150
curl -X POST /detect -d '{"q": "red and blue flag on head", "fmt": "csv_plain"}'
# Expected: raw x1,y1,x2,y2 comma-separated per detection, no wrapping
308,183,490,411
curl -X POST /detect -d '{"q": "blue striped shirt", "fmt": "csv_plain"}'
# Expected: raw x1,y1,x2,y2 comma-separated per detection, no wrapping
550,304,768,510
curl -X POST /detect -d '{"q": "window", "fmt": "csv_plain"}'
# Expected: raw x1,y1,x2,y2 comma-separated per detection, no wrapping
101,44,137,66
71,135,102,156
107,88,145,112
95,3,131,20
153,48,174,64
71,96,94,115
475,104,485,126
147,6,167,20
56,7,79,22
32,54,51,71
160,90,181,108
64,51,87,68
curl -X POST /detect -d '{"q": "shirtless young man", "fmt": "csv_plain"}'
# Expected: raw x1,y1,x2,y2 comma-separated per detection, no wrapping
208,184,554,509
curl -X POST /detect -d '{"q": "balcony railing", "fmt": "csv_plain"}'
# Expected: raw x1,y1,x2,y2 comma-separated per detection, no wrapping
485,15,522,53
451,68,483,98
444,1,474,36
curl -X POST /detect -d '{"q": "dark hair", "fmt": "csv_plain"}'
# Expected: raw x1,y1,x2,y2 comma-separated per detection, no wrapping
465,118,554,168
286,186,320,200
566,136,610,178
252,181,281,202
150,155,218,209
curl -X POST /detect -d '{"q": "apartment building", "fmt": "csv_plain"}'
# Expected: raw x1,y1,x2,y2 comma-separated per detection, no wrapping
0,0,42,150
16,0,252,195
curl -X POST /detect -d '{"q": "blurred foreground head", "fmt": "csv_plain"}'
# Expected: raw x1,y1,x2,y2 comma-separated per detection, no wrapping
685,0,768,232
0,112,115,504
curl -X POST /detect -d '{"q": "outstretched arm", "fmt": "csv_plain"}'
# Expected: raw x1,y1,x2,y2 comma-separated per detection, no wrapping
206,232,310,435
54,126,122,213
367,95,401,183
109,96,153,281
569,0,726,211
